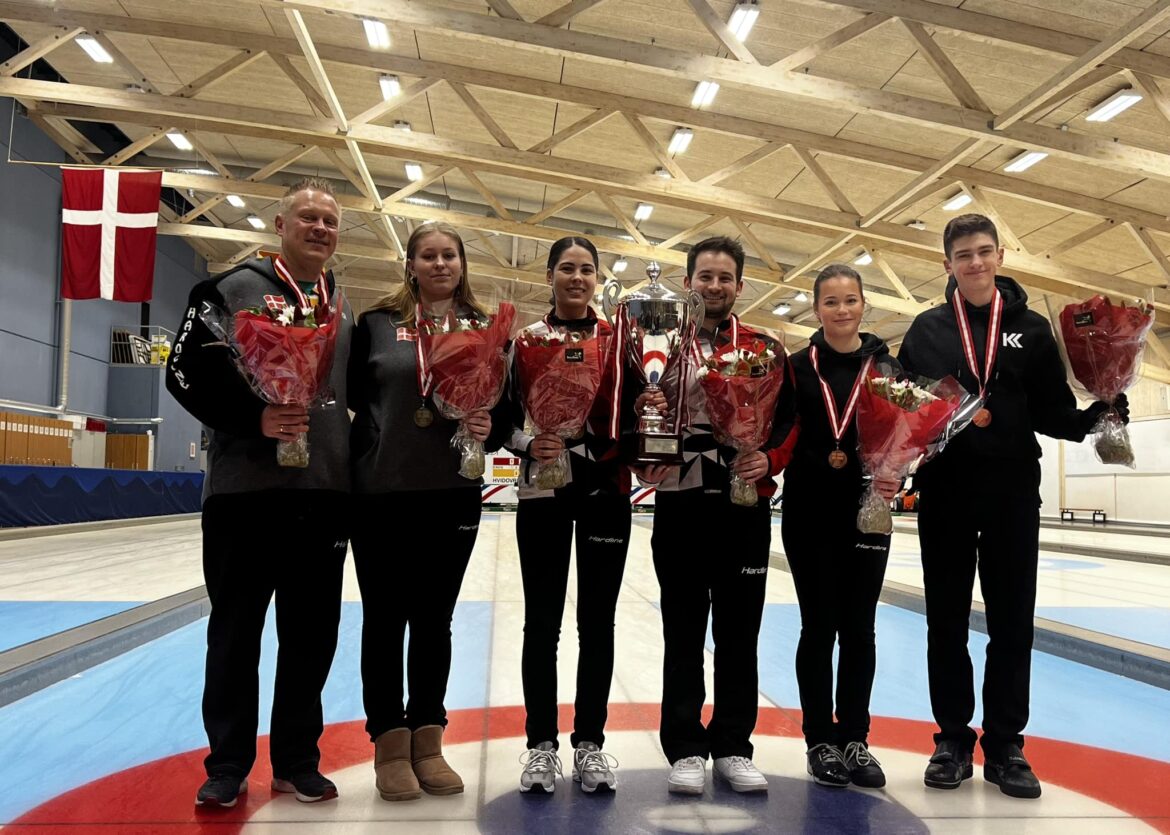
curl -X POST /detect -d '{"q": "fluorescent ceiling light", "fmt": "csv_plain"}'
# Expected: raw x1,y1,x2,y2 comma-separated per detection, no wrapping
174,167,217,176
613,258,628,273
393,120,412,131
854,252,873,266
634,203,654,221
728,1,760,41
943,193,973,211
404,163,424,182
654,167,671,178
772,303,791,316
246,215,265,229
379,74,401,100
1003,150,1048,173
691,80,719,108
226,194,246,208
166,132,193,151
667,127,694,155
363,18,390,49
907,219,927,230
76,36,113,63
1085,88,1142,122
794,291,808,303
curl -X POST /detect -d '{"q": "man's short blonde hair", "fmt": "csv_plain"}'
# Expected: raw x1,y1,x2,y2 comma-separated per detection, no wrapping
278,177,341,218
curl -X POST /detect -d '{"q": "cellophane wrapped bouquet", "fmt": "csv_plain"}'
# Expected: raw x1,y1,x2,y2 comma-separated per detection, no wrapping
697,337,785,507
419,303,515,479
200,293,342,468
1057,295,1153,468
514,324,608,490
855,364,980,533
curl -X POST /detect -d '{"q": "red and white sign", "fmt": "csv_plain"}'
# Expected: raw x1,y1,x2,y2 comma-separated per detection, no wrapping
61,168,162,302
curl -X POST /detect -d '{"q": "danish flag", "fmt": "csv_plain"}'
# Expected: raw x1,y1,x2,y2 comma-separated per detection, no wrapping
60,168,162,302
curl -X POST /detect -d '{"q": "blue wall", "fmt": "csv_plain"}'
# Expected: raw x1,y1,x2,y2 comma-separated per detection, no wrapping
0,98,208,469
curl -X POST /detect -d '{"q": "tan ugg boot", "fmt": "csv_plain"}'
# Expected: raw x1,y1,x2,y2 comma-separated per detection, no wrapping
374,728,421,801
411,724,464,796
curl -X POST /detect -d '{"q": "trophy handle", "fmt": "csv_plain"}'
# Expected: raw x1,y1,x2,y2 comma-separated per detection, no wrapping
600,279,622,326
682,289,703,353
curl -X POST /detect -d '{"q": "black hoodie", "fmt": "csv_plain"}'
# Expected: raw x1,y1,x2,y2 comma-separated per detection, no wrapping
772,330,897,495
897,275,1092,477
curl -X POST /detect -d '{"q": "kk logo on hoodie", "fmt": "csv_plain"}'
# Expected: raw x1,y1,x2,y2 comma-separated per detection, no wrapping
1003,332,1023,348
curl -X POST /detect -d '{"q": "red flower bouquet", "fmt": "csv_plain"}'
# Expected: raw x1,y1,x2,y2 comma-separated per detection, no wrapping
419,303,516,479
697,337,785,507
200,295,342,467
1058,295,1153,467
515,324,609,489
855,365,979,533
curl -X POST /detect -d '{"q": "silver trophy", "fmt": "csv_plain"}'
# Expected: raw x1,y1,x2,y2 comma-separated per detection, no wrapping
601,261,703,464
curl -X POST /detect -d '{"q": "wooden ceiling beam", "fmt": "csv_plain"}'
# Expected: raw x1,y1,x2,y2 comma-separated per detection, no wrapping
684,0,758,64
859,138,983,227
770,12,890,72
790,144,859,215
527,105,616,154
0,26,83,77
991,0,1170,130
813,0,1170,81
536,0,611,28
448,81,518,149
899,19,988,111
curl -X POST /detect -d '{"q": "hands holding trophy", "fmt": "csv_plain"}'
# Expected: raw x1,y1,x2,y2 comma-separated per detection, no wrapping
601,261,702,464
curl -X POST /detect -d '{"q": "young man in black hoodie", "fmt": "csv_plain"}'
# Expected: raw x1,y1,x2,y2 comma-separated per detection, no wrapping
898,214,1128,799
166,178,352,808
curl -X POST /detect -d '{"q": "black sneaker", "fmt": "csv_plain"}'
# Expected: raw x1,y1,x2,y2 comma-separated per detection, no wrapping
984,744,1042,799
806,743,850,787
843,741,886,788
924,740,973,789
272,771,339,803
195,774,248,808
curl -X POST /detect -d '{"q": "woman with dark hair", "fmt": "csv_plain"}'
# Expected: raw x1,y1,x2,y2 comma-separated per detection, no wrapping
771,264,902,789
508,237,632,795
348,222,508,803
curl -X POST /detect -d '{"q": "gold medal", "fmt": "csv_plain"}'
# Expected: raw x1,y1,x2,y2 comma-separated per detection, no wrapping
414,405,434,428
828,449,848,469
972,407,992,428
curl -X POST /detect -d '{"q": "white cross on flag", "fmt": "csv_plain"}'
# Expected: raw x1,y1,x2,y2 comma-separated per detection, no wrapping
60,168,162,302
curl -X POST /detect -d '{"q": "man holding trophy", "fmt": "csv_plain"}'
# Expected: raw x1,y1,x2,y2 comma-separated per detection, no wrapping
611,237,783,796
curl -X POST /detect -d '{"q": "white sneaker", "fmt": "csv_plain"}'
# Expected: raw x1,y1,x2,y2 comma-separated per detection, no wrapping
713,756,768,793
668,755,707,795
519,742,562,794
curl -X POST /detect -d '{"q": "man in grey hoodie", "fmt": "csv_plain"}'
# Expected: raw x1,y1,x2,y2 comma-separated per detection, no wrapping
166,178,352,809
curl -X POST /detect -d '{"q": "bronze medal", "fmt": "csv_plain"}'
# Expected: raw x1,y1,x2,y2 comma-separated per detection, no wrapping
828,449,848,469
414,405,434,428
972,407,992,428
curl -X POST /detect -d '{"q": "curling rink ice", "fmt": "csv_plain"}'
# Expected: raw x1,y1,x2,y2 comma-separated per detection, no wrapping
1,511,1169,833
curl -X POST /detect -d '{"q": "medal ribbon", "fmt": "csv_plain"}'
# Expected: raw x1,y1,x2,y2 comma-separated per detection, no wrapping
809,346,872,448
415,315,437,400
273,255,329,310
951,287,1003,400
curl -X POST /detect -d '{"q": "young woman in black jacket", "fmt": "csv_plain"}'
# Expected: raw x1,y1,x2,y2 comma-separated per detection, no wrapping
772,264,901,789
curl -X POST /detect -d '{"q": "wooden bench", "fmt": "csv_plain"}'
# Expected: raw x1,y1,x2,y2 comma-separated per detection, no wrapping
1060,507,1107,524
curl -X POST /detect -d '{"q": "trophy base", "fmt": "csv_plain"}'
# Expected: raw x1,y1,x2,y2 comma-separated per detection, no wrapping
633,432,684,466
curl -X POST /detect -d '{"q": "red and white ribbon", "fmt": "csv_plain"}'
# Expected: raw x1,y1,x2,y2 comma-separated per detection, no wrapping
415,320,434,400
809,346,872,446
273,255,330,311
951,288,1003,399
